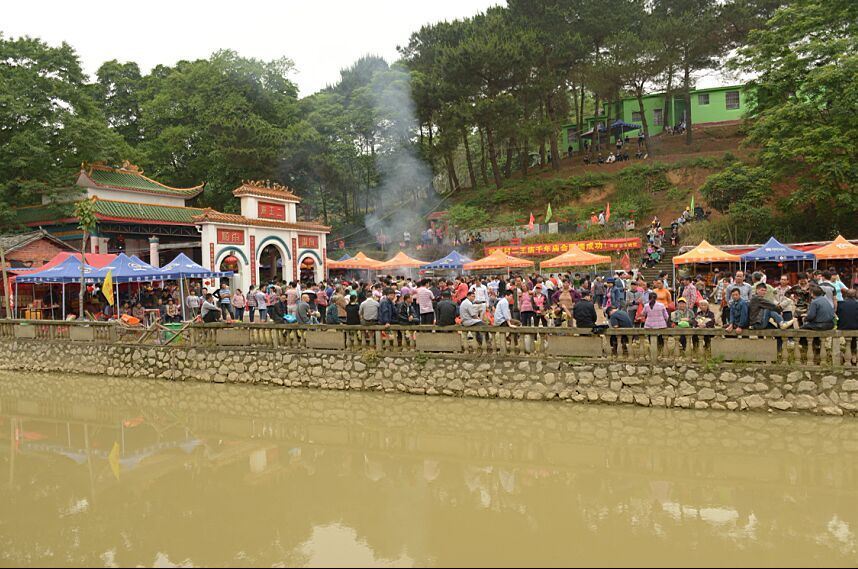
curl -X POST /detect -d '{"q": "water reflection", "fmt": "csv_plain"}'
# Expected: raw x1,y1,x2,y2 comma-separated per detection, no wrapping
0,372,856,567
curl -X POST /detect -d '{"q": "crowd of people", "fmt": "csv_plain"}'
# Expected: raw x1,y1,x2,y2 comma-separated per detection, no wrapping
176,266,857,336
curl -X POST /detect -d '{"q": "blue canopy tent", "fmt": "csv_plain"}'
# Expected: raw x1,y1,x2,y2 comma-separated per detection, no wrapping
422,250,474,271
335,253,352,262
15,256,98,319
740,237,815,272
610,119,642,135
156,253,234,320
91,253,161,283
90,254,164,318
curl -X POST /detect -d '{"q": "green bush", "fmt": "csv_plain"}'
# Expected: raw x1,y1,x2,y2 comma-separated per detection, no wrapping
666,186,690,202
490,185,532,209
700,163,771,213
447,204,490,229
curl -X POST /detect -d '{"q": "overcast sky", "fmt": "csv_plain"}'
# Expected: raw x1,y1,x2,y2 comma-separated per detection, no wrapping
2,0,502,96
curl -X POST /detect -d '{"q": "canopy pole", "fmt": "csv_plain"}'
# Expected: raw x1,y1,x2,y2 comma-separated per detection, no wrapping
14,282,19,319
62,284,66,320
49,284,54,321
179,278,186,321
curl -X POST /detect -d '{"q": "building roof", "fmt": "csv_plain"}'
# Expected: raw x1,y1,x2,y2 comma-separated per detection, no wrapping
79,161,204,198
193,209,330,232
16,199,206,227
17,198,329,233
232,180,301,202
0,229,75,253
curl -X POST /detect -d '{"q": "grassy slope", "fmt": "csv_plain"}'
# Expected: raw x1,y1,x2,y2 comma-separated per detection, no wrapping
447,123,750,232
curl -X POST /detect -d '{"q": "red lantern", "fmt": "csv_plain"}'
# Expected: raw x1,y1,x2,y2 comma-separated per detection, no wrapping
221,255,239,272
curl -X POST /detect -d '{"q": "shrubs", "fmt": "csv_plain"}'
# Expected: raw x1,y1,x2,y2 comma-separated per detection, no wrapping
700,163,771,213
447,205,490,229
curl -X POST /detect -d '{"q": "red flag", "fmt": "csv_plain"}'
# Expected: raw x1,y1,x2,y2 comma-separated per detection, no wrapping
605,202,611,222
528,212,535,231
620,252,631,272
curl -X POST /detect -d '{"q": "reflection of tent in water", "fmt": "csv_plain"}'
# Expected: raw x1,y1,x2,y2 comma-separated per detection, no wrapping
20,438,203,470
423,459,441,482
363,454,386,482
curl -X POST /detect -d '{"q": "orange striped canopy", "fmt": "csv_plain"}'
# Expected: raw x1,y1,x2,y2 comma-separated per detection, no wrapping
540,245,611,268
809,235,858,260
463,250,534,271
378,251,426,269
327,251,383,270
672,240,741,265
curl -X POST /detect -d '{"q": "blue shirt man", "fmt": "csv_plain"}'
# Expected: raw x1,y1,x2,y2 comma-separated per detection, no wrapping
494,291,514,326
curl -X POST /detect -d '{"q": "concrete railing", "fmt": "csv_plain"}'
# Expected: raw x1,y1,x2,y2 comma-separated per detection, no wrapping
2,319,856,369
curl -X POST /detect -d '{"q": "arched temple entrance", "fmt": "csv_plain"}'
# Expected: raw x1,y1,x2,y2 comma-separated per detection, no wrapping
300,257,316,284
258,243,287,285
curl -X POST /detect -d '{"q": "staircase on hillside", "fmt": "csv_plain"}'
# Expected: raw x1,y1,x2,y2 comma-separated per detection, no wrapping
637,241,680,283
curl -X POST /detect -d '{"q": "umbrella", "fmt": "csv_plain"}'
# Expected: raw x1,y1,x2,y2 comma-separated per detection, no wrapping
463,250,534,271
540,245,612,269
378,251,426,270
809,235,858,260
422,250,475,270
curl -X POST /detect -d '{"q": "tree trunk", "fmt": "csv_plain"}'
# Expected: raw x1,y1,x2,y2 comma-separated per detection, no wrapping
605,98,613,150
520,136,529,177
462,127,477,190
79,232,88,319
539,138,546,167
545,96,561,171
485,126,503,189
478,128,489,185
320,182,329,226
636,86,652,156
571,83,580,154
663,65,673,131
445,152,460,192
503,138,514,178
683,61,693,145
593,97,600,155
578,84,585,141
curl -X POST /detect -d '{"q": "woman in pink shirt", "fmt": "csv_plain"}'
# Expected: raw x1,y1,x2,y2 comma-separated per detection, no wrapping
519,285,535,326
642,292,669,329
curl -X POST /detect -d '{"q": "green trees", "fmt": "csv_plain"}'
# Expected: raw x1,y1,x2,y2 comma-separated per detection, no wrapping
0,35,125,221
732,0,858,237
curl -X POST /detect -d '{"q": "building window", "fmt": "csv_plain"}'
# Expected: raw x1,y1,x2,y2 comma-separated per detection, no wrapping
566,127,577,142
631,111,642,123
653,109,663,126
698,93,710,105
726,91,740,110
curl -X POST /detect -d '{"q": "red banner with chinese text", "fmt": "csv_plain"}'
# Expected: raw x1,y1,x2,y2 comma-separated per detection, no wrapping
485,237,641,257
298,234,319,249
258,202,286,220
217,228,245,245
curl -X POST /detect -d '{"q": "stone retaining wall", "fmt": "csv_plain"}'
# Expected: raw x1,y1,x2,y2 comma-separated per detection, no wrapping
1,339,855,416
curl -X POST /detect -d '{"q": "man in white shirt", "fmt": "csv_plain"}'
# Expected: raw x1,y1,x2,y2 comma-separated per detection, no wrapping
470,279,489,305
494,290,514,326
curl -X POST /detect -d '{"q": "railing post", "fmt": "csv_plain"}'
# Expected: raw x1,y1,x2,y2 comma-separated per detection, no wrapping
831,335,841,369
649,335,659,362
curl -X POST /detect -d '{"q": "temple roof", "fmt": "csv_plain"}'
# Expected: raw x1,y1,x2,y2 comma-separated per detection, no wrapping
79,161,205,198
232,180,300,202
17,199,206,226
193,209,329,232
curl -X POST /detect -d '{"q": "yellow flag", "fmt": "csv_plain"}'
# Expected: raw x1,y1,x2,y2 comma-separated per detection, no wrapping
103,270,114,306
108,441,121,480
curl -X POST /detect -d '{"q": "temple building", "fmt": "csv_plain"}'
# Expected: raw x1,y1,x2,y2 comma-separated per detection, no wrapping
15,162,330,289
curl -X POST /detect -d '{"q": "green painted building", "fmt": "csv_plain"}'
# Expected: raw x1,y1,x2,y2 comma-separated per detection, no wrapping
560,84,747,152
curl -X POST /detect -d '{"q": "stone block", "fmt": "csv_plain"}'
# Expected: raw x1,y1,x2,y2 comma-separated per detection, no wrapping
69,326,95,342
305,330,345,351
216,328,251,346
546,335,604,357
711,337,777,363
415,332,462,353
13,325,36,339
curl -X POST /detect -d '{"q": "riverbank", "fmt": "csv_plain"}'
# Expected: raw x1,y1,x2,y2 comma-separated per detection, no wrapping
1,333,855,416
